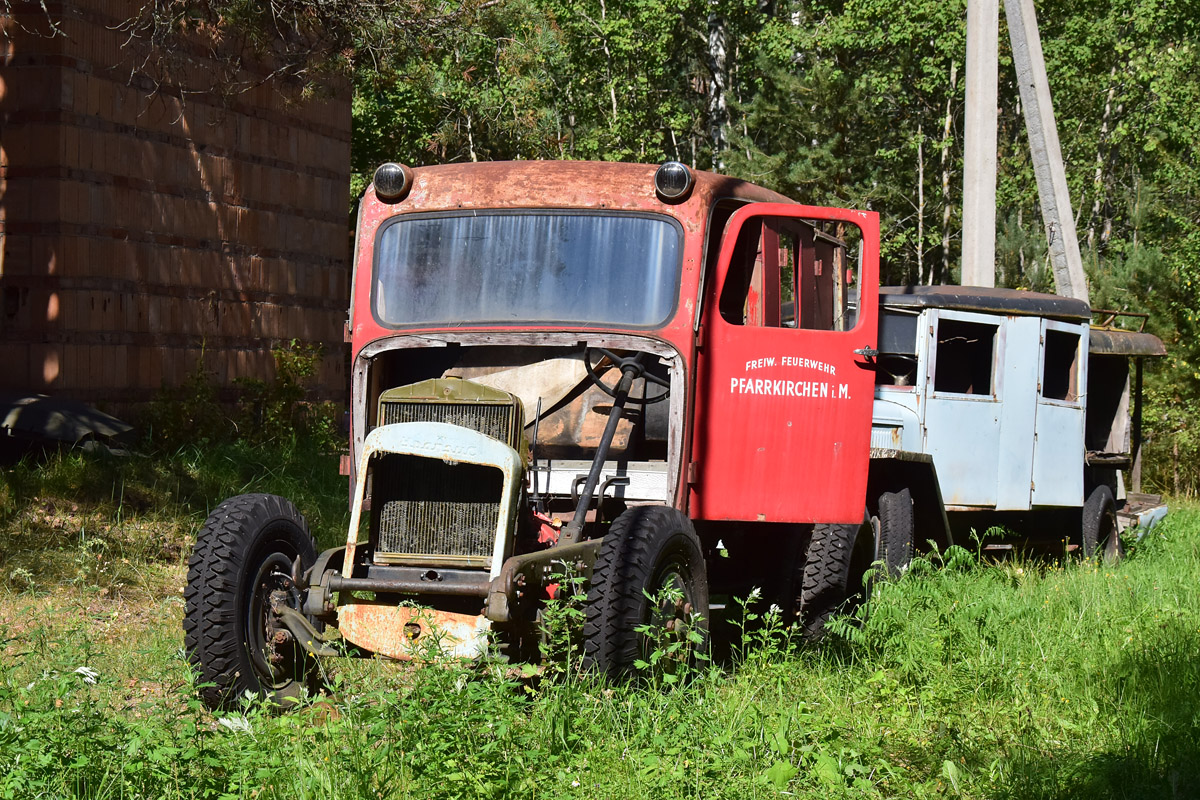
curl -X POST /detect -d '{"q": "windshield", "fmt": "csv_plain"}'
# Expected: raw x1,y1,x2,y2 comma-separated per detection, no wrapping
373,212,683,328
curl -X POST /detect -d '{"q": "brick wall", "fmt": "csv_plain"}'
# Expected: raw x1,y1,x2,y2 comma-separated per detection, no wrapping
0,1,351,414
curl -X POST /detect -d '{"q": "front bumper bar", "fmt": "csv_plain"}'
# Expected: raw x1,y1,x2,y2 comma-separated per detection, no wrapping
308,538,606,623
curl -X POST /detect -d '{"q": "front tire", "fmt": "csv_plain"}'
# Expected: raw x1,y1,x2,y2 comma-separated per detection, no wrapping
183,493,319,709
582,506,709,677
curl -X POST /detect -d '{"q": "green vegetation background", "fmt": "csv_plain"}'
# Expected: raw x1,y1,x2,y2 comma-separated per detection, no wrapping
4,1,1200,796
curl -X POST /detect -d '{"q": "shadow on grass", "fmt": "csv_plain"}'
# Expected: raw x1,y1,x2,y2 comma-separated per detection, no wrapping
0,439,350,589
997,618,1200,800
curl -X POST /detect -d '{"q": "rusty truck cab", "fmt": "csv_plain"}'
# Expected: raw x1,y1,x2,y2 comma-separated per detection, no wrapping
333,161,882,658
184,160,886,706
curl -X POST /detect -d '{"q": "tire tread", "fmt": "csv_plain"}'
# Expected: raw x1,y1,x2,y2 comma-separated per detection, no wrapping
581,506,707,676
799,522,858,641
183,493,315,709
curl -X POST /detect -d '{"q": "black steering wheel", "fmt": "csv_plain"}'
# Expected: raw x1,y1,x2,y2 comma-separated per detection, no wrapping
584,348,671,405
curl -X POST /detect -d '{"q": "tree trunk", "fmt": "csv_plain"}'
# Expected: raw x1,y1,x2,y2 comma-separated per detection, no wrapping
1018,207,1026,276
917,123,925,286
707,4,729,169
1087,65,1119,251
1173,436,1179,497
598,0,617,127
938,60,958,285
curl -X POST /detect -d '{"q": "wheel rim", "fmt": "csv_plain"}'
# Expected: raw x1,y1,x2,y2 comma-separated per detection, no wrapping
642,554,700,662
1100,510,1121,562
246,548,302,689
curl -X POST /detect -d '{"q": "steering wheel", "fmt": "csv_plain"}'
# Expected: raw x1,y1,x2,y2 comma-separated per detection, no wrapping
879,353,918,386
584,348,671,405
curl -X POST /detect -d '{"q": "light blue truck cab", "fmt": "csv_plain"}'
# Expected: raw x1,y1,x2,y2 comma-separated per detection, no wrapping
867,286,1167,556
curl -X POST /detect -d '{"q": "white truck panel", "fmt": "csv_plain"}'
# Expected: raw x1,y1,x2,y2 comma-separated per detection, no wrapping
995,316,1039,510
922,309,1004,508
1031,319,1088,506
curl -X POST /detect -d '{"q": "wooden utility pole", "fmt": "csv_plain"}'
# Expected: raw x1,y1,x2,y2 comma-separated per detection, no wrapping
961,0,998,288
1004,0,1089,302
959,0,1089,301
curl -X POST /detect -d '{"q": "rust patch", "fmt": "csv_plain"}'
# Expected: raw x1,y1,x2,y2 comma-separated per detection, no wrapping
536,386,634,451
338,603,489,660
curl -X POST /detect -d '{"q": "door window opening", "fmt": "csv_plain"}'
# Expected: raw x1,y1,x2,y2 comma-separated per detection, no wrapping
717,217,858,332
1043,329,1081,402
933,319,997,395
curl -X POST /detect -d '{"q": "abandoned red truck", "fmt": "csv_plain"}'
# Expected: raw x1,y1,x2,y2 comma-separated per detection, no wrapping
184,160,1164,706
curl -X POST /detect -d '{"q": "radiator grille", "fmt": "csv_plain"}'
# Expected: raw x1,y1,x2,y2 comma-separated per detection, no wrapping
870,425,903,450
373,455,501,566
380,401,518,447
373,392,519,566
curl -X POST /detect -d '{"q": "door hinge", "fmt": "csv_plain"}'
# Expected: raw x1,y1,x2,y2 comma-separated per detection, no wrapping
687,461,699,484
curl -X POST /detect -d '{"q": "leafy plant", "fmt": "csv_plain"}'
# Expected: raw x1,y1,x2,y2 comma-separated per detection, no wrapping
141,352,232,450
235,340,340,451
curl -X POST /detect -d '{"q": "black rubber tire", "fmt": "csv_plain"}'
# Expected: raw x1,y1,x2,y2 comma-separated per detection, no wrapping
799,518,873,642
582,506,709,677
874,489,914,578
183,493,319,709
1081,484,1123,562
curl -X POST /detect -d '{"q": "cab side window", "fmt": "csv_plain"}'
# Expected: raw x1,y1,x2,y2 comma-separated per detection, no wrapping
717,216,855,331
1042,329,1081,402
932,319,997,395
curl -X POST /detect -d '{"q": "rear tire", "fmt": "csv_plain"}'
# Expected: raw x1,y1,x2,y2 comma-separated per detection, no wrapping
183,493,319,709
874,489,914,578
799,518,873,641
1081,485,1123,562
582,506,709,677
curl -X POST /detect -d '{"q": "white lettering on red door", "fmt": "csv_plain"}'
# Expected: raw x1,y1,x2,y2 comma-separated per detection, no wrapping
730,355,850,399
729,376,851,400
746,355,837,375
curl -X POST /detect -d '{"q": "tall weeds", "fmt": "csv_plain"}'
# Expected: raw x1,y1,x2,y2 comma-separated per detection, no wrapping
2,509,1198,798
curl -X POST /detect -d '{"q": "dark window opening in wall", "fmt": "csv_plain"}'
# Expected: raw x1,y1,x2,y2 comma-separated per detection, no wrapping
1043,329,1080,402
933,319,997,395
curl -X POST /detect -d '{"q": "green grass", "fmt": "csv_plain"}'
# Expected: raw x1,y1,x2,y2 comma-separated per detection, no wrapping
2,446,1198,798
0,437,349,593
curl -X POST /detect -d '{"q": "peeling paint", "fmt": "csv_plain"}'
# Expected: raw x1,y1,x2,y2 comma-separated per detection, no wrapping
338,603,490,661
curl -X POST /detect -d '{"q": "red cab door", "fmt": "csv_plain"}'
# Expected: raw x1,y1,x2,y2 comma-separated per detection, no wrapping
689,204,879,523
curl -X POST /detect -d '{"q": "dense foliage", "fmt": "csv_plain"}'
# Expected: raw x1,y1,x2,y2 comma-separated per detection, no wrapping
349,0,1199,493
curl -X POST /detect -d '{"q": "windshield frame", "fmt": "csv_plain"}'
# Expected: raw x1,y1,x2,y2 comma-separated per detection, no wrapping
370,209,686,331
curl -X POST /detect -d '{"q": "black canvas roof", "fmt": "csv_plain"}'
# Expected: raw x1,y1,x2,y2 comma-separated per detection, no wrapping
879,285,1091,322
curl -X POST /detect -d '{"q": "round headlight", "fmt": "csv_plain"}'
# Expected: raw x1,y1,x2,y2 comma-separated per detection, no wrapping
373,162,413,202
654,161,694,203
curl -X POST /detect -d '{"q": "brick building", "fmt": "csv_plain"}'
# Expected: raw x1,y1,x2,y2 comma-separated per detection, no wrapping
0,1,351,415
